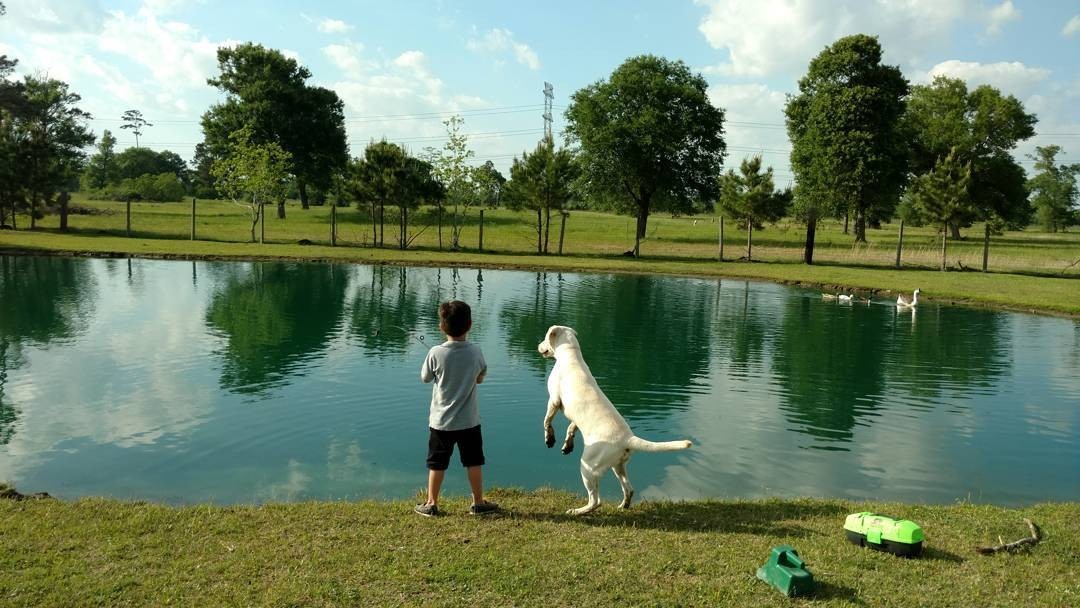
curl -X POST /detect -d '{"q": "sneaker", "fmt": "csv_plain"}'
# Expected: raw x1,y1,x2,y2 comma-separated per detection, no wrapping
469,501,500,515
414,503,440,517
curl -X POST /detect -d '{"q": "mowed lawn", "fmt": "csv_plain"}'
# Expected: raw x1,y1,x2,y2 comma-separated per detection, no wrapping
3,196,1079,315
1,489,1078,607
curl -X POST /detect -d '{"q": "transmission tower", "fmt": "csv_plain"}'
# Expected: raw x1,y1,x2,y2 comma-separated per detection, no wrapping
542,81,554,140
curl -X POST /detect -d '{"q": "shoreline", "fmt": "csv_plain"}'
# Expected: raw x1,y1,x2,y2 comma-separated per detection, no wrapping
2,236,1078,319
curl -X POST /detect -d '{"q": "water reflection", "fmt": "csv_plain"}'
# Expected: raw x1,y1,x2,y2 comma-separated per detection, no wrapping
204,262,349,395
0,255,1076,505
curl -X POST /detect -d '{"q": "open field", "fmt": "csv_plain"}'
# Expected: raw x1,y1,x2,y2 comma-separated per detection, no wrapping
2,196,1078,315
1,488,1076,607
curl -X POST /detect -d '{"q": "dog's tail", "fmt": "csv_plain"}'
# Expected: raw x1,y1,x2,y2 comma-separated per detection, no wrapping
628,436,693,453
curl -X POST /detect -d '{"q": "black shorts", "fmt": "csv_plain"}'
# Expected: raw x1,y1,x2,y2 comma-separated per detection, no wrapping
427,425,485,470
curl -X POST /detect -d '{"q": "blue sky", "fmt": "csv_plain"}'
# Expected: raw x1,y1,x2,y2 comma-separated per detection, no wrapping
2,0,1078,180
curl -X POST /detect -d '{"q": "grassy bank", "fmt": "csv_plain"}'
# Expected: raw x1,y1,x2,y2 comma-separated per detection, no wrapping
1,488,1077,607
3,198,1079,316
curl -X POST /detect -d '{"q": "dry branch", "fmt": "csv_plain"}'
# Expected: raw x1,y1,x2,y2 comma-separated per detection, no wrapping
976,518,1041,555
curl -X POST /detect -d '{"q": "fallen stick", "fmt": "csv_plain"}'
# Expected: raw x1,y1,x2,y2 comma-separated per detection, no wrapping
976,518,1041,555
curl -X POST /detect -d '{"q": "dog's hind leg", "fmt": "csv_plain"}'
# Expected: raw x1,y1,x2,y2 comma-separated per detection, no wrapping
568,457,603,516
613,455,634,509
561,422,577,455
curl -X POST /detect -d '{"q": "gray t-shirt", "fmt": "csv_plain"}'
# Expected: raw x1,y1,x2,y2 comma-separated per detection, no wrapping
420,340,487,431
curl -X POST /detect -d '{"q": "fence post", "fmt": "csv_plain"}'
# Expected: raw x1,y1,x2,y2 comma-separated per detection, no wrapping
479,209,484,251
260,202,265,244
126,198,132,237
331,203,337,247
191,197,196,240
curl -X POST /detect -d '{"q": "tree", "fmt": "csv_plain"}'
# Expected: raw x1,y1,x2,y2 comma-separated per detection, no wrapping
424,115,481,250
191,142,220,199
114,147,189,183
565,55,726,257
119,109,152,148
905,76,1036,239
349,140,406,248
911,148,972,270
19,76,95,229
1028,145,1079,232
202,43,348,209
503,136,580,254
397,156,444,250
717,155,790,261
475,160,506,207
81,129,118,189
211,126,291,243
785,34,909,257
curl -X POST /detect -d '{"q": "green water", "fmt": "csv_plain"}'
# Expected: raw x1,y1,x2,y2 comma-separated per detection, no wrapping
0,255,1077,505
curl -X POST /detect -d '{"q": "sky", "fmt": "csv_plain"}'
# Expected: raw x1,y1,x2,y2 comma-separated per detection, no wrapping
2,0,1078,182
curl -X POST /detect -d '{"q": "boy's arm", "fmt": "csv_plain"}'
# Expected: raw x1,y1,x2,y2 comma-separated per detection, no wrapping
475,351,487,384
420,350,435,383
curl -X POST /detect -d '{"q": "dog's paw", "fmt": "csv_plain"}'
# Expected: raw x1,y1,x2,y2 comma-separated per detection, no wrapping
545,432,555,448
560,442,574,455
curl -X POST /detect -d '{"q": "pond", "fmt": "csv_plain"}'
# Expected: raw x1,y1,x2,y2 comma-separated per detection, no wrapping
0,255,1077,506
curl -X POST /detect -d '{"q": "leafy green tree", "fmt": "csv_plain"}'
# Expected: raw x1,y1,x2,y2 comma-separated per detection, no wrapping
348,140,405,248
212,126,292,243
1028,145,1079,232
905,76,1036,239
397,155,444,250
114,147,190,185
424,115,482,250
785,34,909,256
19,76,95,229
503,136,579,254
565,55,726,257
717,155,790,261
119,109,152,148
191,142,219,199
911,148,972,270
81,129,118,189
201,43,348,209
475,160,506,208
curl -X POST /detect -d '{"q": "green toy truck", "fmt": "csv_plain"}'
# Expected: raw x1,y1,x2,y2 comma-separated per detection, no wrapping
844,512,924,557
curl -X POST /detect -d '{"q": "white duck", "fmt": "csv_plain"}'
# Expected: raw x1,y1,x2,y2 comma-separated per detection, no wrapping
896,288,921,308
837,294,854,303
822,293,839,300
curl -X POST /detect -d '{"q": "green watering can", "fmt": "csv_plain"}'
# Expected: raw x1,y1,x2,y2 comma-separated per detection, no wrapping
756,545,815,597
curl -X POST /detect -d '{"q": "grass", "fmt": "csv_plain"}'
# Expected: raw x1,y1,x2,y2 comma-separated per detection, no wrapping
1,487,1077,607
2,196,1079,316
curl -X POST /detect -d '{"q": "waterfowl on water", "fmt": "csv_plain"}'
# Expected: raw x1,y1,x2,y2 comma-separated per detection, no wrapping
822,293,839,300
837,294,854,302
897,288,921,308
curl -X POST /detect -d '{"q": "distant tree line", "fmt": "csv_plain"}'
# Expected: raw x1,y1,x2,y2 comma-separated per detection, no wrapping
2,11,1077,260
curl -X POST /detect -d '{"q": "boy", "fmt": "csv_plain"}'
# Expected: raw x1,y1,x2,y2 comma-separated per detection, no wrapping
415,300,499,517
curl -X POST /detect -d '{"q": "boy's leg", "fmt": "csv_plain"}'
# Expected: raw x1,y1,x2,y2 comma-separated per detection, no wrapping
427,469,446,506
466,466,483,505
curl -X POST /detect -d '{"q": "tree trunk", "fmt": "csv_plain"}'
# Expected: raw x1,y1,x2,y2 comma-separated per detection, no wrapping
949,221,962,241
803,211,817,265
370,200,377,246
558,212,567,255
400,206,408,250
843,212,849,235
982,222,990,272
438,206,443,250
941,223,948,271
379,203,385,247
250,196,258,243
276,200,285,220
536,209,543,254
30,194,36,230
58,192,69,233
260,201,265,244
895,219,904,268
854,209,866,243
746,217,753,261
634,213,645,258
543,207,551,254
298,178,309,210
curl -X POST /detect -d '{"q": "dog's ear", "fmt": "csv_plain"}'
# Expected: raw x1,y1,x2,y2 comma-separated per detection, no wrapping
547,326,562,342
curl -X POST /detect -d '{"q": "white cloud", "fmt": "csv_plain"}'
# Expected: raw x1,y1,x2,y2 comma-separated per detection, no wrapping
926,59,1050,99
323,43,369,78
466,28,541,70
1064,15,1080,37
985,1,1020,35
2,0,106,34
695,0,978,76
318,18,353,34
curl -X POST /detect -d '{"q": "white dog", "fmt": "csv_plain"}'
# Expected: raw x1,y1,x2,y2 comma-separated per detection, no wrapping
538,325,693,515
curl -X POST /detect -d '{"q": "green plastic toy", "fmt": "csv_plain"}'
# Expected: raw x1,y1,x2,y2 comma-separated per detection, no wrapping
756,545,815,598
844,512,924,557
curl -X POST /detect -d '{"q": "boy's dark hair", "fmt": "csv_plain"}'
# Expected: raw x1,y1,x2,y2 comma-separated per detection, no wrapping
439,300,472,337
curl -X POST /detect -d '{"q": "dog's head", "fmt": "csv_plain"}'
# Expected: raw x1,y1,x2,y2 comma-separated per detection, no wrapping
538,325,578,358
